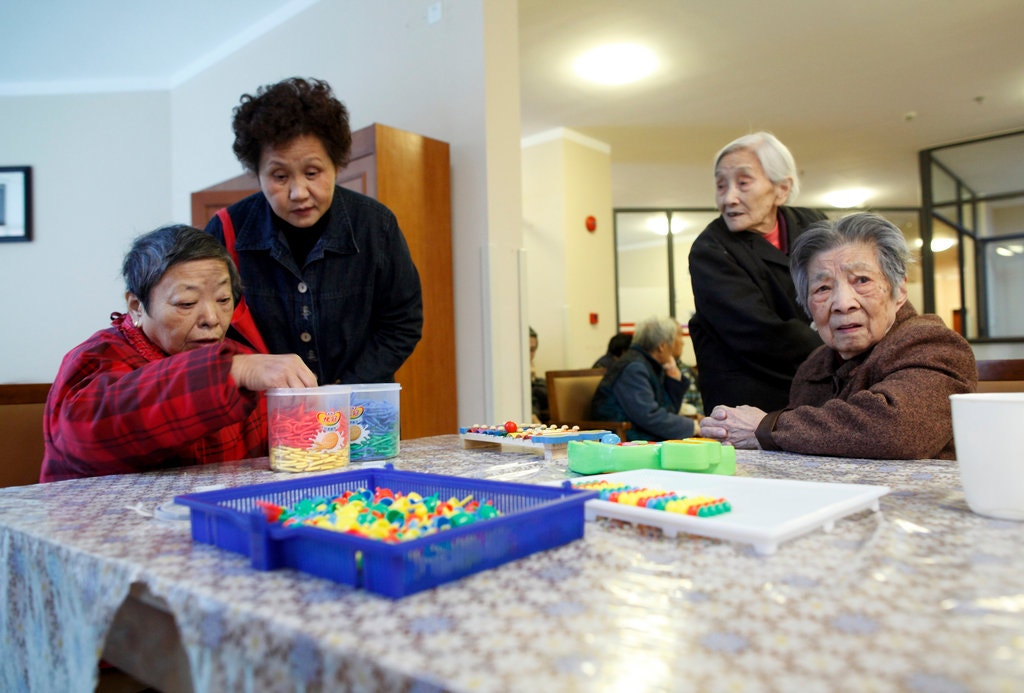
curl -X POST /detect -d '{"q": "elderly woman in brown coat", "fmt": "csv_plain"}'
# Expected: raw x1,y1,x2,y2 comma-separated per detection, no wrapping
698,213,977,460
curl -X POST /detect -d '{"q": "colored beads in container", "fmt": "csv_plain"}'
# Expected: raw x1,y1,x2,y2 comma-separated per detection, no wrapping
572,480,732,517
255,486,501,543
268,403,350,473
350,398,400,461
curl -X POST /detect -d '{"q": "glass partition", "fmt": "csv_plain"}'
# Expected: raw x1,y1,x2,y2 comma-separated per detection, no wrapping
612,130,1024,348
961,233,978,339
613,209,715,365
921,128,1024,340
982,232,1024,337
932,216,963,331
614,207,922,362
614,210,672,327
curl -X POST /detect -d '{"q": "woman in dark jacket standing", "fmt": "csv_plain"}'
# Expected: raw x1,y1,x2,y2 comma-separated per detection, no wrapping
688,132,824,412
205,77,423,386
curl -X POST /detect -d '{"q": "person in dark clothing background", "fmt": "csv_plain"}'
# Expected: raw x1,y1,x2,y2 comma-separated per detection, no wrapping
591,317,699,441
592,332,633,370
529,326,549,422
688,131,824,412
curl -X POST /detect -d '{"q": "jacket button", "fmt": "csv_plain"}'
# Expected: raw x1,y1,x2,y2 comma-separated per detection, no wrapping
300,332,312,343
297,282,308,294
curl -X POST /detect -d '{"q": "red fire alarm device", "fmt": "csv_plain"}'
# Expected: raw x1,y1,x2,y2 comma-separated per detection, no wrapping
585,216,597,232
589,312,599,325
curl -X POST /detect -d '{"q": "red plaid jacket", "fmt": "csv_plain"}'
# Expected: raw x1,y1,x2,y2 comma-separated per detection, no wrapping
41,315,266,482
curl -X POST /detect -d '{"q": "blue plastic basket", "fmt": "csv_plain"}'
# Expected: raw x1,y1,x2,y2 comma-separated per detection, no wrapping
175,465,595,598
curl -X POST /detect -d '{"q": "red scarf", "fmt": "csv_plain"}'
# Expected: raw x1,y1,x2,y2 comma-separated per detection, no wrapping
111,312,166,362
764,219,782,250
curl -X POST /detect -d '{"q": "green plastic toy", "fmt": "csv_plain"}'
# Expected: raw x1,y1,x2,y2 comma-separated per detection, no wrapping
567,438,736,476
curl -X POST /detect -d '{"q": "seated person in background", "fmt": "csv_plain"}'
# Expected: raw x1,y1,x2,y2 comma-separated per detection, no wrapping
678,360,704,417
699,213,976,460
593,332,633,370
529,326,549,423
672,322,704,418
591,316,700,441
41,225,318,482
676,368,704,420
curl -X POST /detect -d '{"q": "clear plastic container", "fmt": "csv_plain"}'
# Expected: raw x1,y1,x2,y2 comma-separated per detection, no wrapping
348,383,401,461
266,385,351,472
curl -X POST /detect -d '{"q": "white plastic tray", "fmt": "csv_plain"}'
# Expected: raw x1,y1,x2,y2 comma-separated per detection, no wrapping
571,469,889,555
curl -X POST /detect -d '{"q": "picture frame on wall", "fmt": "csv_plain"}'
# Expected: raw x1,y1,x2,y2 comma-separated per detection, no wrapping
0,166,33,243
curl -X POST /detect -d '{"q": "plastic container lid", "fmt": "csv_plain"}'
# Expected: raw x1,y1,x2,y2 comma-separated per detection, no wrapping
266,384,353,396
347,383,401,392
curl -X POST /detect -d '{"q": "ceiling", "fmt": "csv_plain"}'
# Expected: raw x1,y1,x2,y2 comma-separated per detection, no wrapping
0,0,317,93
519,0,1024,210
2,0,1023,211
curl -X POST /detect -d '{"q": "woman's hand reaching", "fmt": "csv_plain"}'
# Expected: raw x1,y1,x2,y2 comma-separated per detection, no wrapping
230,354,318,391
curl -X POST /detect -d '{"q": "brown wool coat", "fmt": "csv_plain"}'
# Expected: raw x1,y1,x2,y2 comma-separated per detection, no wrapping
755,303,977,460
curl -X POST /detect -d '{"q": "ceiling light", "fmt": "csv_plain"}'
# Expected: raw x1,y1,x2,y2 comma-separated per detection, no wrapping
913,237,958,253
822,188,872,208
996,246,1015,257
645,216,686,235
573,44,658,85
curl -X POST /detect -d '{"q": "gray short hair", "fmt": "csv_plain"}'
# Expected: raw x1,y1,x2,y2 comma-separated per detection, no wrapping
790,213,911,316
122,224,242,310
714,131,800,201
632,316,679,351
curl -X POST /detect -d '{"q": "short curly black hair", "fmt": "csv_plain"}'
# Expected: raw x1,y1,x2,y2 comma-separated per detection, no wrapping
231,77,352,174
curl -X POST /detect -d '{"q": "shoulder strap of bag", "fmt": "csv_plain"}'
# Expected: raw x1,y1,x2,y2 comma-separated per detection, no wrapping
215,208,269,354
217,207,239,265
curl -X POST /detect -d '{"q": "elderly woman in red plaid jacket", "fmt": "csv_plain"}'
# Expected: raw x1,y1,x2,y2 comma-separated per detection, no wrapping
41,224,317,482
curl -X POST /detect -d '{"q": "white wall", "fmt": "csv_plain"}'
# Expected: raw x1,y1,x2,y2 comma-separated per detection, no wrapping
522,130,616,377
0,0,526,428
563,136,616,367
522,137,568,379
0,91,172,379
169,0,524,425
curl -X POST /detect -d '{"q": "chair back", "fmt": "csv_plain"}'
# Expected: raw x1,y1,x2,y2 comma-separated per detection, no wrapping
976,359,1024,393
545,368,632,439
0,383,51,487
546,368,604,421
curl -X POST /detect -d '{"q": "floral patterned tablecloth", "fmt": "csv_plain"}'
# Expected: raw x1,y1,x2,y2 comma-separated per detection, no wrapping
2,435,1022,693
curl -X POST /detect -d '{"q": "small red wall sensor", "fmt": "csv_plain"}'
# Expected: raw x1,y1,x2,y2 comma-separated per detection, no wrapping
589,312,599,324
585,216,597,232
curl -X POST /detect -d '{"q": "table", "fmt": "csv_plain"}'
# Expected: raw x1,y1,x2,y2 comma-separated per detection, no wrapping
2,436,1022,692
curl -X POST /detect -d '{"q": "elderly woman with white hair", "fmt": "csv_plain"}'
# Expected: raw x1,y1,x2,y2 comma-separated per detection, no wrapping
699,213,977,460
688,132,825,414
591,316,699,441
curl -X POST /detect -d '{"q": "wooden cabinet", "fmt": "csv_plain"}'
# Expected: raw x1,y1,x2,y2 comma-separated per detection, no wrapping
191,124,456,440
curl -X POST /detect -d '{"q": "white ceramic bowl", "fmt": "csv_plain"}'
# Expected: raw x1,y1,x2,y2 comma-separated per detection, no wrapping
950,393,1024,520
